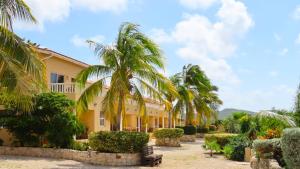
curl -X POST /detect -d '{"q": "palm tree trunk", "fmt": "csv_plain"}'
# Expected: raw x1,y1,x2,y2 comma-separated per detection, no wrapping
117,94,123,131
168,111,172,128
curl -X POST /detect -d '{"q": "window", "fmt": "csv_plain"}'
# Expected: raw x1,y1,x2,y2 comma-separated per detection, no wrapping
51,73,64,83
100,111,105,126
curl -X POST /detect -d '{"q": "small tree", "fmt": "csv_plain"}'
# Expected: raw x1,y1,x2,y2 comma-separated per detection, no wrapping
0,93,84,148
205,139,221,157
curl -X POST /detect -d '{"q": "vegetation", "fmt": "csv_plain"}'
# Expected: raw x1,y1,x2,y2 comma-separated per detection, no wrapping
281,128,300,169
0,0,45,112
170,65,222,126
89,131,149,153
76,23,177,131
153,128,184,139
176,125,197,135
71,141,89,151
196,126,209,133
204,133,238,149
204,139,221,157
0,93,84,148
223,135,251,161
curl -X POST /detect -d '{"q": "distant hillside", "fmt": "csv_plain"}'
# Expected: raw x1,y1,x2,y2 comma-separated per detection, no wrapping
218,108,256,120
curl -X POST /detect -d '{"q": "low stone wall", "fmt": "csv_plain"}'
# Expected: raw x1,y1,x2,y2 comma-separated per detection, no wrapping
155,138,181,147
180,135,196,142
196,133,205,138
250,157,282,169
0,146,141,166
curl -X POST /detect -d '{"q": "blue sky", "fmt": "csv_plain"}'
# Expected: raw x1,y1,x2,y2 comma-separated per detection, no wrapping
15,0,300,111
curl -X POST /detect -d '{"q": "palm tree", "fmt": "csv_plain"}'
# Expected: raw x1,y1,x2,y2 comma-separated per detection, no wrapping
171,64,222,126
0,0,45,111
76,23,177,131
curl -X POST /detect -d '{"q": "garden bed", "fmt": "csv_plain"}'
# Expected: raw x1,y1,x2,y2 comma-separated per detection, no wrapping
180,135,196,142
0,146,141,166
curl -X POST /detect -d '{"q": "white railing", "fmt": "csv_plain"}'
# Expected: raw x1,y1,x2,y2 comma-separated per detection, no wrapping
49,83,76,93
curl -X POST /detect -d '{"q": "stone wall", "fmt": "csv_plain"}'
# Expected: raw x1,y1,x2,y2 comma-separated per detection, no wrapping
155,138,181,147
0,146,141,166
196,133,205,138
180,135,196,142
250,157,282,169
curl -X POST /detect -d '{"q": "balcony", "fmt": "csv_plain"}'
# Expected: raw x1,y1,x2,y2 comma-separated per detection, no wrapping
49,83,76,93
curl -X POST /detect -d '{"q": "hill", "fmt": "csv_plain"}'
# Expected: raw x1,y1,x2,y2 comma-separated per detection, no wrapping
218,108,255,120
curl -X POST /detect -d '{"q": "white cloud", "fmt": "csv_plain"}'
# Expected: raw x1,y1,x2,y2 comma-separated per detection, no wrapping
269,71,279,77
71,34,105,47
292,6,300,20
220,84,295,111
179,0,218,9
149,28,173,44
279,48,289,56
295,33,300,44
72,0,128,13
15,0,129,31
16,0,71,31
167,0,253,84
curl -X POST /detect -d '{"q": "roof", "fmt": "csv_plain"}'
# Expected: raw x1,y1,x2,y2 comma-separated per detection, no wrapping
37,47,90,68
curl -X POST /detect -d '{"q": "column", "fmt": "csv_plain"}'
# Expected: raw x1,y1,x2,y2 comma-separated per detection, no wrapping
157,117,160,128
162,115,165,128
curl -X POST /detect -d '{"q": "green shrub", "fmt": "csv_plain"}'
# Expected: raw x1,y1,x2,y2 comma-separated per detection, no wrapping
71,141,89,151
253,138,280,159
0,93,84,148
209,125,217,131
281,128,300,169
204,133,238,148
89,131,149,153
224,135,251,161
176,125,196,135
196,126,209,133
205,139,221,157
153,128,184,139
0,138,3,146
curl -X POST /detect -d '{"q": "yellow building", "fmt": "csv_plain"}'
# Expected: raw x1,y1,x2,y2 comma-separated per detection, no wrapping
0,47,181,145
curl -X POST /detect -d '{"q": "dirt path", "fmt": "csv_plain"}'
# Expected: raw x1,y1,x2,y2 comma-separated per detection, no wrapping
0,139,250,169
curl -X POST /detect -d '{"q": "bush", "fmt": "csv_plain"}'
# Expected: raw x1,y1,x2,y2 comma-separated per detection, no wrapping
0,138,3,146
89,131,149,153
281,128,300,169
71,141,89,151
0,93,84,148
153,128,184,139
205,139,221,157
253,138,280,158
209,125,217,131
176,125,196,135
223,135,251,161
204,133,238,148
197,126,209,133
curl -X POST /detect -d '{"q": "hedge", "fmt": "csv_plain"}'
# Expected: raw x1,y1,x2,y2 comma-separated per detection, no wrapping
253,138,285,167
204,133,238,148
176,125,197,135
153,128,184,139
281,128,300,169
89,131,149,153
223,135,251,161
197,126,209,133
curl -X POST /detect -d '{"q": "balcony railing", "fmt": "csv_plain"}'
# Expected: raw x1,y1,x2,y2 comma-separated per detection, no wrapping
49,83,76,93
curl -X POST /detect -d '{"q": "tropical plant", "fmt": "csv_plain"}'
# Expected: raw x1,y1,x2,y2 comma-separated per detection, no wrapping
0,93,84,148
76,23,177,131
205,139,221,157
171,64,222,126
0,0,45,111
223,135,251,161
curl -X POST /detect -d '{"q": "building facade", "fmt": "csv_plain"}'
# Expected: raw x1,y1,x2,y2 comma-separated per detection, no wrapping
0,48,181,145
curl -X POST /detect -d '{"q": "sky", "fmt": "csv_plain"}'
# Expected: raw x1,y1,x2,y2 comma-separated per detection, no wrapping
14,0,300,112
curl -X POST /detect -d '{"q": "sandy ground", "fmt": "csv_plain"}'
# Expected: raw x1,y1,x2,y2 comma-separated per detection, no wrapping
0,139,251,169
